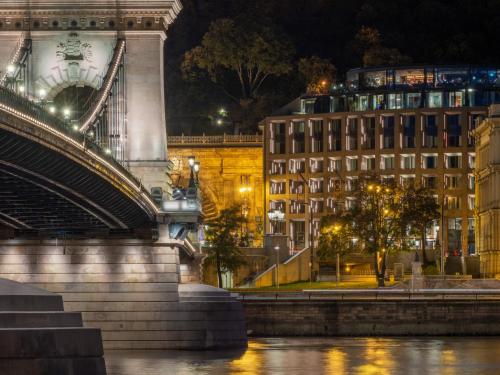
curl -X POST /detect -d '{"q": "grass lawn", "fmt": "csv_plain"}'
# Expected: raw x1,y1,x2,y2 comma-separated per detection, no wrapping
231,279,395,292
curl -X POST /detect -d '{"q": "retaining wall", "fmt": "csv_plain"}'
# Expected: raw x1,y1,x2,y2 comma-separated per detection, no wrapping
243,299,500,336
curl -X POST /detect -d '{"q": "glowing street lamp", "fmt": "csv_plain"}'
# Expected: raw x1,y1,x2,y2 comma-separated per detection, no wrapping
38,88,46,98
188,156,195,167
48,106,56,114
6,64,15,74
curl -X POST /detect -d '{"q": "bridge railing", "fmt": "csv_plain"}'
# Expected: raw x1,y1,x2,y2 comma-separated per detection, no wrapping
168,133,263,146
0,85,146,193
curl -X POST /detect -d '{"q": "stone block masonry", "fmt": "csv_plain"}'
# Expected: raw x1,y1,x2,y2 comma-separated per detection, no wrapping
0,239,247,350
243,300,500,336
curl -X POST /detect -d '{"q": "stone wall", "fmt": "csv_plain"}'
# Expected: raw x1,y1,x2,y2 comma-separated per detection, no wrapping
243,300,500,336
0,239,247,350
168,146,264,244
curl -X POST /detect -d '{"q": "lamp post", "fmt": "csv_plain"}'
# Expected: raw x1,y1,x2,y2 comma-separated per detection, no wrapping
188,156,196,188
267,209,284,234
274,245,280,289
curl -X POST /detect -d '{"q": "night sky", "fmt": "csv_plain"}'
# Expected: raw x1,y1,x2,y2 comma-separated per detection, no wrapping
165,0,500,135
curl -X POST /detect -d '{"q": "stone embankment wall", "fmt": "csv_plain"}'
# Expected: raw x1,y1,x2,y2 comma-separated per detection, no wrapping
243,300,500,336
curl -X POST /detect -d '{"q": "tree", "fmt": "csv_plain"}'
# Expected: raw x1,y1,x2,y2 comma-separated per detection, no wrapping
298,56,337,95
182,17,295,131
317,213,353,262
354,26,412,67
400,186,440,266
204,206,247,288
347,178,405,287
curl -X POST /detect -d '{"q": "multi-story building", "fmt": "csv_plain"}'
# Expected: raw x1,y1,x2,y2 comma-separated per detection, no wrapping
265,65,500,257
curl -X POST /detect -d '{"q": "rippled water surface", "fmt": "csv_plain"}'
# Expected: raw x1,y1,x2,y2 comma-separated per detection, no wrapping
105,337,500,375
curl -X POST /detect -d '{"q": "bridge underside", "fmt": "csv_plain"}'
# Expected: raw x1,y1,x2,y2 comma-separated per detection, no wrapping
0,126,155,238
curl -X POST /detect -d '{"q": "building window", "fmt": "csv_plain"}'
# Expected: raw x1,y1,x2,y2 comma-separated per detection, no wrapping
328,119,342,151
270,122,286,154
327,198,343,213
290,201,306,214
310,120,323,153
468,153,476,169
290,179,305,194
346,177,358,192
402,115,416,148
445,114,462,147
289,159,305,174
362,155,376,171
292,121,305,153
271,160,286,175
309,178,324,194
448,91,464,107
468,174,475,190
468,217,476,255
400,174,416,188
270,180,286,195
428,92,443,108
346,197,356,209
446,196,460,210
468,114,484,147
380,155,395,170
448,217,462,254
381,175,395,185
422,154,438,169
309,158,324,173
301,99,316,114
388,93,403,109
270,200,286,213
291,220,305,249
401,154,416,170
328,157,342,173
406,93,421,109
311,199,324,214
346,118,358,150
346,157,358,172
423,115,438,148
445,175,461,189
445,154,462,169
382,116,395,149
362,117,376,150
468,195,475,210
328,178,342,192
423,175,437,189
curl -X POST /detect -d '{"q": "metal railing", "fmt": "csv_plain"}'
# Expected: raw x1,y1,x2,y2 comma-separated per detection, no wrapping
0,85,145,192
236,289,500,301
168,133,263,145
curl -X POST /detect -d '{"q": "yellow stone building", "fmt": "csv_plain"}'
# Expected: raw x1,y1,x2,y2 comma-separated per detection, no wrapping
168,134,264,246
475,105,500,276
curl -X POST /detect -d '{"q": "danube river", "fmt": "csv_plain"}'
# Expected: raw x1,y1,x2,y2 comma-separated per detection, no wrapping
105,337,500,374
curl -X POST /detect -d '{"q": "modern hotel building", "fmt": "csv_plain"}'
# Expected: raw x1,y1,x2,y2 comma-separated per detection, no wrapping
264,66,500,258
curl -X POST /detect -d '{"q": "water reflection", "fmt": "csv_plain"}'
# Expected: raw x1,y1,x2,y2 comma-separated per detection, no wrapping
105,337,500,375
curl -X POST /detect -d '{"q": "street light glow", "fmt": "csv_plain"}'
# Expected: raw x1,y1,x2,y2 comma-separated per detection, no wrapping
48,106,56,114
188,156,195,167
38,88,46,98
6,64,15,74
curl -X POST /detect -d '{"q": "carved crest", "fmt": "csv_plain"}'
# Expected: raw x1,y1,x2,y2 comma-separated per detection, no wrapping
56,32,92,62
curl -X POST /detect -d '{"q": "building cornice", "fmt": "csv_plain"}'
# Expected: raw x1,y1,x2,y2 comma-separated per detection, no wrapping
0,0,182,27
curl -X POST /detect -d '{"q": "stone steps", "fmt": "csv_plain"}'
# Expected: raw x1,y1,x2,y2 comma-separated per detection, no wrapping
0,242,247,350
0,311,82,328
0,279,106,374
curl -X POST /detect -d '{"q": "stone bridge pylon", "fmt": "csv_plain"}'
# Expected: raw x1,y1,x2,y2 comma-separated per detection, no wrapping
0,0,179,191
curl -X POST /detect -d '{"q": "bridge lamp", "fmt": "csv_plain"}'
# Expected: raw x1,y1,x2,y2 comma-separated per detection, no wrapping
6,64,15,74
48,106,56,114
88,130,95,138
38,88,47,99
72,124,79,131
216,119,223,126
193,161,200,173
63,108,71,118
104,148,112,155
188,156,195,167
18,85,25,93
